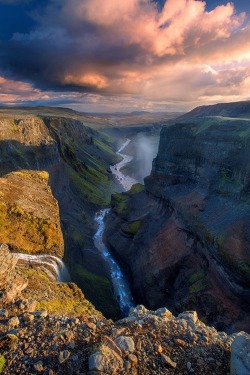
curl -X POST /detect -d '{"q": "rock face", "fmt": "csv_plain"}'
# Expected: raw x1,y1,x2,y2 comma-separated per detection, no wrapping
0,112,120,318
0,170,64,256
105,119,250,332
0,244,27,301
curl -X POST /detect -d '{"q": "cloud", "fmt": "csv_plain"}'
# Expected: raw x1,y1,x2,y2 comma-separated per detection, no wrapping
0,0,250,110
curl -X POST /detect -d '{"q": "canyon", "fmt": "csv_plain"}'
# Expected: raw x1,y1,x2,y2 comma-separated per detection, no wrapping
0,104,250,374
104,106,250,333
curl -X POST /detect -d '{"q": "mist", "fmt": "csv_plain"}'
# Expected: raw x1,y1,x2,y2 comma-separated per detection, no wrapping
130,133,160,182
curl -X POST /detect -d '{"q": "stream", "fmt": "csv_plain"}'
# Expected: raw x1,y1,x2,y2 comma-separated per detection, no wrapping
94,139,137,316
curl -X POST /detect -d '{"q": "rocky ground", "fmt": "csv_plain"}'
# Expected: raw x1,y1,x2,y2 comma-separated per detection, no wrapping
0,303,238,375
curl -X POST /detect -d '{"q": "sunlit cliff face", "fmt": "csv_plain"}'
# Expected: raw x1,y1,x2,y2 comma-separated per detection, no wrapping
0,0,250,111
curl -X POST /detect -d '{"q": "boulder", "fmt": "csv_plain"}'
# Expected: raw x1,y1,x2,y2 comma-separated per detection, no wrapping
231,332,250,375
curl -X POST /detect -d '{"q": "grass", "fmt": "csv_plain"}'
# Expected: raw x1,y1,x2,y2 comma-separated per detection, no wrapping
218,244,250,279
67,165,112,206
188,270,207,295
20,266,102,318
0,356,5,374
74,264,120,320
129,183,144,194
111,193,129,216
122,220,142,235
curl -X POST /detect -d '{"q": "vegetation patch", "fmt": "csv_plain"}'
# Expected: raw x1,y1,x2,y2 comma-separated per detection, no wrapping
111,193,129,217
20,266,101,318
74,264,120,320
129,183,145,194
0,201,63,257
188,270,207,295
0,356,5,374
122,220,142,235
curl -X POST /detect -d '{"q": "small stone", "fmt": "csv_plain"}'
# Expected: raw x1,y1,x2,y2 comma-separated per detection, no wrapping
103,335,122,357
155,345,163,353
68,341,76,349
8,316,20,328
72,355,79,362
23,313,34,323
174,338,186,347
161,354,177,369
115,336,135,353
86,321,96,331
187,362,192,371
39,310,48,318
0,309,8,318
89,346,123,373
128,354,138,367
136,339,142,351
89,352,105,372
59,350,71,364
155,307,173,319
34,360,44,372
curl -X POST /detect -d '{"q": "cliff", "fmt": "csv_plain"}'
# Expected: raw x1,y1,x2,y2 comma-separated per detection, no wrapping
0,170,63,256
104,118,250,332
0,111,120,318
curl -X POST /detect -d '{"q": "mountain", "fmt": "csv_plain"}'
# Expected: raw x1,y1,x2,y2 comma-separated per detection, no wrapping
177,100,250,121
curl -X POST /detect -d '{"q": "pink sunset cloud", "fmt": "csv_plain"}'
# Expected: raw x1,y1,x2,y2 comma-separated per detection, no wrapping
1,0,250,110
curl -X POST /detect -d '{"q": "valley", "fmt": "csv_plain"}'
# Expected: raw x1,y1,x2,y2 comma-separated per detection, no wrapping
0,103,249,374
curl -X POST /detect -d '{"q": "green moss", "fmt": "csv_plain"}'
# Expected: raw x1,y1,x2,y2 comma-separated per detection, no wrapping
112,193,129,216
188,270,207,295
20,266,101,317
67,165,111,206
219,244,250,279
188,270,205,285
94,138,117,158
0,355,5,374
74,264,120,320
122,220,142,235
0,200,63,257
128,183,144,194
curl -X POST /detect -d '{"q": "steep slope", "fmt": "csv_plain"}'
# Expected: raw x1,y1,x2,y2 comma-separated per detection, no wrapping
0,114,120,318
104,119,250,332
0,170,63,256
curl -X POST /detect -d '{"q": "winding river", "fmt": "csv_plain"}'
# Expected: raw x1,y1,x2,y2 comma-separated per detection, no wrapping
94,139,137,316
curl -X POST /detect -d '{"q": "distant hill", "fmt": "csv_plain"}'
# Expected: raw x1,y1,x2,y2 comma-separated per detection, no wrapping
177,100,250,121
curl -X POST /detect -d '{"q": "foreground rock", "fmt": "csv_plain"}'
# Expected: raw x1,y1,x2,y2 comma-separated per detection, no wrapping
0,304,242,374
231,332,250,375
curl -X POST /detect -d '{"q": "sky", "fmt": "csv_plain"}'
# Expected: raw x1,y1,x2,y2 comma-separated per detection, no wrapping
1,0,250,113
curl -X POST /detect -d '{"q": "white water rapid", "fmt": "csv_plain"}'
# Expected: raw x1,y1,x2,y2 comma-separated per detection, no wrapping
13,253,70,282
94,209,135,316
94,139,139,316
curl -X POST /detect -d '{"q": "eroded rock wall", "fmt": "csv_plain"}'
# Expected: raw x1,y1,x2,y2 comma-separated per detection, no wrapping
105,121,250,332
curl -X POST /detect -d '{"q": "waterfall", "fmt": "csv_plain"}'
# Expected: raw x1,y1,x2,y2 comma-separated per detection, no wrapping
12,253,71,282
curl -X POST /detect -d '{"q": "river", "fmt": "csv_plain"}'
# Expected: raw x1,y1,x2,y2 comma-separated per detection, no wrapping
94,139,137,316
